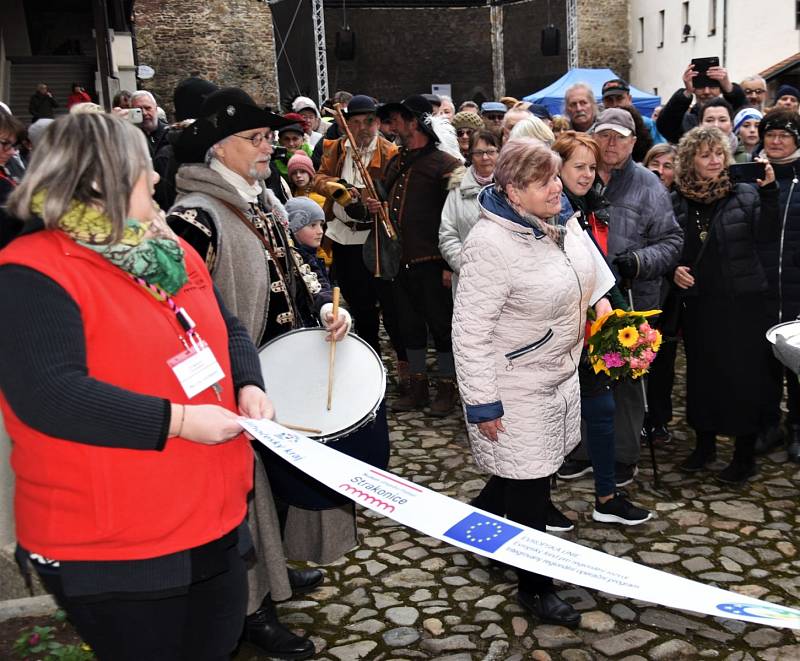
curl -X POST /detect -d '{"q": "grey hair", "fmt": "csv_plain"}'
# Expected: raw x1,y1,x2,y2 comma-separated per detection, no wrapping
131,90,157,106
6,113,152,243
563,82,598,117
741,74,766,87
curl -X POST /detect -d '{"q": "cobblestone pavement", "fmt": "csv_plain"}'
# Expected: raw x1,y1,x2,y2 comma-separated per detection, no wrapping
237,352,800,660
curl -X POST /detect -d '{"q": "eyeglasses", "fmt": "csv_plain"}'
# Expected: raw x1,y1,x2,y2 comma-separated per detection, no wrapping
0,139,19,151
231,131,272,147
470,148,499,158
456,128,474,137
743,89,766,95
765,131,795,142
484,113,505,121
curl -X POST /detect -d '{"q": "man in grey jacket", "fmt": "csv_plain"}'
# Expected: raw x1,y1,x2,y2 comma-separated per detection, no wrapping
559,108,682,488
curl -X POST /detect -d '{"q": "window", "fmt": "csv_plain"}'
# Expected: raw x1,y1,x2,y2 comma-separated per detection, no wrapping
796,0,800,29
658,10,665,47
682,1,691,41
638,16,645,52
708,0,717,35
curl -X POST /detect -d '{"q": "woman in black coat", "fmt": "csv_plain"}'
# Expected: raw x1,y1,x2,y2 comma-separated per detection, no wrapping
672,126,777,483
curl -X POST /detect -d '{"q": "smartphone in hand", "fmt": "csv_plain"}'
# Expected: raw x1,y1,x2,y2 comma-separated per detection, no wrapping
691,56,720,89
729,161,766,184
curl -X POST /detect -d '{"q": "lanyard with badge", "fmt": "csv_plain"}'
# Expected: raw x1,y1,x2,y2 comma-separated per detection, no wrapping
129,275,224,400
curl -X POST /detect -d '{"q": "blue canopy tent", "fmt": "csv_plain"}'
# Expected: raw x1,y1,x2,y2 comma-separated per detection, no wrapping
523,68,661,118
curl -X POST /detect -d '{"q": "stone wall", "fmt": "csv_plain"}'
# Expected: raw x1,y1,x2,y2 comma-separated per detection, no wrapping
576,0,631,79
132,0,279,120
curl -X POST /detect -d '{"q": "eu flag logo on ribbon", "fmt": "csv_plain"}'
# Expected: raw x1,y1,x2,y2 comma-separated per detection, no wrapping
443,512,523,553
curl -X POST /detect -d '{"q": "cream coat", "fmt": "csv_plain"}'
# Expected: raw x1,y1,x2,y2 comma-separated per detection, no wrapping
452,202,596,480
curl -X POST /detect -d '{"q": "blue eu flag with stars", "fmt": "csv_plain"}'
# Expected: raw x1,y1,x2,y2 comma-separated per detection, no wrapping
443,512,523,553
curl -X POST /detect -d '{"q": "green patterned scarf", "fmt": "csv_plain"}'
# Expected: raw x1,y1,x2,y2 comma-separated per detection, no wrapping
32,191,188,295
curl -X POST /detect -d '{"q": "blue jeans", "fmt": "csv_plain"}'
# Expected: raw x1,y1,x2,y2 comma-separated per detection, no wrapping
581,390,616,498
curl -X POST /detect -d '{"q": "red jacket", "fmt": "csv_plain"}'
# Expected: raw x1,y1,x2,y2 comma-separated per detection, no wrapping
66,90,92,109
0,231,252,560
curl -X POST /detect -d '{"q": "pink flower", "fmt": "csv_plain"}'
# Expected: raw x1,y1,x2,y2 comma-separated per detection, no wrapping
629,357,647,370
602,352,625,368
639,322,651,334
640,349,655,364
28,633,40,646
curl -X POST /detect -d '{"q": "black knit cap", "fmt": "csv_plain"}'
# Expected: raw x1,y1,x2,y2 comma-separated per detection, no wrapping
759,108,800,145
173,76,218,121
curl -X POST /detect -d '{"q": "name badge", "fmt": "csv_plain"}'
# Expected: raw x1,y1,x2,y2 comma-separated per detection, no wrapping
167,341,225,399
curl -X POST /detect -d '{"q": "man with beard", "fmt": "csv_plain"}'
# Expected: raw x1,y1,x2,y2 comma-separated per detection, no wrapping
167,87,351,660
558,108,681,488
564,83,598,132
131,90,169,158
313,95,407,382
376,95,464,416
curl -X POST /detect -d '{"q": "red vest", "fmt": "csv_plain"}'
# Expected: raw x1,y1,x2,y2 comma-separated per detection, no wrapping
0,231,253,560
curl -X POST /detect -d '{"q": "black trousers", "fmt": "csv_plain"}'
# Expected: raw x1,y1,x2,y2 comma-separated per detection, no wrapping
646,337,679,427
394,261,453,353
34,544,247,661
331,242,406,361
472,474,554,595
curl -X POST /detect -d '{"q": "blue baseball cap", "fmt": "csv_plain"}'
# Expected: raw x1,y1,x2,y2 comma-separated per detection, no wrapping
481,102,507,115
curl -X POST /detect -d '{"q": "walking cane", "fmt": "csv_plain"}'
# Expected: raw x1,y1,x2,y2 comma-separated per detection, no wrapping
625,285,661,490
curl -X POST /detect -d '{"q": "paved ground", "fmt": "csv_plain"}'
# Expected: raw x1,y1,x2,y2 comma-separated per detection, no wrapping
235,350,800,661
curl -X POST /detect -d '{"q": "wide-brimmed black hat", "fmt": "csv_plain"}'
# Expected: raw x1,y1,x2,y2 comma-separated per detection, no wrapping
201,87,292,138
343,94,377,117
376,95,437,141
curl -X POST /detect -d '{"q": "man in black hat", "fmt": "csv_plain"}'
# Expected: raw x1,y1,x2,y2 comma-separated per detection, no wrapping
167,87,353,660
312,94,408,383
376,95,464,416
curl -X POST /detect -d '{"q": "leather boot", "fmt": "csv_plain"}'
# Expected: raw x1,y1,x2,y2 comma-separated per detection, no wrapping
396,360,410,396
717,435,757,484
393,373,429,411
679,432,716,472
288,567,324,595
754,424,784,455
429,378,458,417
787,424,800,463
242,593,315,660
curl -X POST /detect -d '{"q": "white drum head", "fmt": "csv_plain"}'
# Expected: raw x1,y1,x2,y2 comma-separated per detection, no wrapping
258,328,386,441
766,321,800,347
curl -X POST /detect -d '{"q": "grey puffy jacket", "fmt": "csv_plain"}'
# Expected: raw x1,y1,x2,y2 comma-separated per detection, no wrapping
604,158,683,310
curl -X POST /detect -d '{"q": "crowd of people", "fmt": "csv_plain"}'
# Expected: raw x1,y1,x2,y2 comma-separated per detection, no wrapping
0,61,798,659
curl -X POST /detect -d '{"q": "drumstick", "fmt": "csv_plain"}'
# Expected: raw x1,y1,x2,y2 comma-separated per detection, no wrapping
327,286,341,411
280,422,323,434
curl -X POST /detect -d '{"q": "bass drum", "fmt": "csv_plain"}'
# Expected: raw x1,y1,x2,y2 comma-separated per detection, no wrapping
258,328,390,510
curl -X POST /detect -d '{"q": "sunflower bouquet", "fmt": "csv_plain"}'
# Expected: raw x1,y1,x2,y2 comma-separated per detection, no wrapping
587,309,662,380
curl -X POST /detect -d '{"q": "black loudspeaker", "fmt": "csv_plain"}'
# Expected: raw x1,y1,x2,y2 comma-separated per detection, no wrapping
336,29,356,60
541,25,560,56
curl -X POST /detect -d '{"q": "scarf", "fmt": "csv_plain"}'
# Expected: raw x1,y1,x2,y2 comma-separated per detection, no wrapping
759,147,800,166
677,169,732,204
481,186,567,251
471,166,493,187
32,191,187,295
210,158,263,204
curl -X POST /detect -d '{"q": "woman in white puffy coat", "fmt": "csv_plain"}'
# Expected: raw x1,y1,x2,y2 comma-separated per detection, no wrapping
453,138,606,627
439,130,500,294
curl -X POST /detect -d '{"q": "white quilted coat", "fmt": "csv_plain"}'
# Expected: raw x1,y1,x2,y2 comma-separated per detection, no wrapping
452,200,596,480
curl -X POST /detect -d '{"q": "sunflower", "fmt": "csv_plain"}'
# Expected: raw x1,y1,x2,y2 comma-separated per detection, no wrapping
618,326,639,348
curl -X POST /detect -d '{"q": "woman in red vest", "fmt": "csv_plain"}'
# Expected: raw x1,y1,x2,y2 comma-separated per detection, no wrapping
0,113,272,661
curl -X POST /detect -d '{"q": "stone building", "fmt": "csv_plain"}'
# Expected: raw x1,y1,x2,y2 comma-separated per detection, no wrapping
133,0,280,118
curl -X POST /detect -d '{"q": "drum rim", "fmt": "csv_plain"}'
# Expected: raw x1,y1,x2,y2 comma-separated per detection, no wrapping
259,328,387,441
765,320,800,345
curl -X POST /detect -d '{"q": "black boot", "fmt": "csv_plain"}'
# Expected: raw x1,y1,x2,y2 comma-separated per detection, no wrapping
787,424,800,463
754,424,784,455
717,435,757,484
288,567,324,595
679,432,717,472
243,594,315,660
